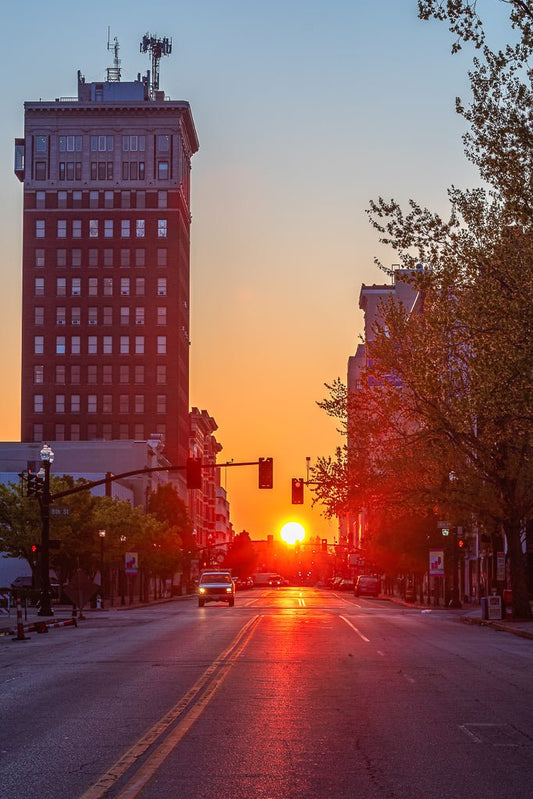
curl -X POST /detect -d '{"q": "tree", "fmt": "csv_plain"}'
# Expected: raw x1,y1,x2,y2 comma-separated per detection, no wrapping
224,531,258,578
0,480,42,581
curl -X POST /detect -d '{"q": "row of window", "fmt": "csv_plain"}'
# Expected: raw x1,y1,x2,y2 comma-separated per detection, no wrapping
33,364,167,385
34,335,168,355
34,247,168,267
33,189,168,210
31,423,166,443
34,277,166,296
42,134,171,154
34,306,167,326
35,218,168,239
33,393,168,414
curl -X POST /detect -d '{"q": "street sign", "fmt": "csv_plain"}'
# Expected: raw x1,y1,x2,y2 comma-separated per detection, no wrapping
437,521,451,529
429,549,445,576
50,506,70,516
125,551,139,575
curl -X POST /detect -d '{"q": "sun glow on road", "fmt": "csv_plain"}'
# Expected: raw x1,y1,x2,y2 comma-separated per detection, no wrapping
280,521,306,545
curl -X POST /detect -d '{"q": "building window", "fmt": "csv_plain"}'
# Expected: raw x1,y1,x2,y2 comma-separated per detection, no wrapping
135,307,145,325
104,220,114,238
157,307,167,325
122,191,131,209
71,336,81,355
119,394,129,413
157,190,167,208
36,191,46,209
119,424,129,439
72,248,82,267
88,336,97,354
59,135,82,152
70,365,80,385
89,248,98,267
134,365,144,384
55,395,65,414
55,424,66,441
34,336,44,355
121,249,130,267
35,220,45,238
156,365,166,384
119,366,129,384
103,395,113,414
56,336,66,355
35,162,47,180
135,248,145,267
136,191,146,209
56,307,66,325
87,365,97,384
134,424,144,440
156,395,166,414
102,365,113,384
104,249,113,267
55,365,66,384
121,220,130,238
157,161,169,180
34,395,44,413
102,424,112,441
35,135,48,153
73,191,82,208
120,278,130,296
135,278,145,296
120,307,130,326
55,278,66,296
135,336,144,354
157,219,167,238
71,278,81,296
157,278,167,296
89,191,99,209
103,336,113,354
88,278,98,297
33,424,44,442
70,424,80,441
135,219,145,238
88,307,98,325
34,365,44,384
35,249,45,267
134,395,144,414
35,307,45,325
122,135,145,152
157,336,166,354
104,191,114,209
71,307,81,325
87,395,97,413
91,135,114,151
103,307,113,325
56,249,67,267
89,219,99,238
72,220,82,239
57,220,67,239
57,191,67,209
120,336,129,354
71,395,80,412
103,278,113,297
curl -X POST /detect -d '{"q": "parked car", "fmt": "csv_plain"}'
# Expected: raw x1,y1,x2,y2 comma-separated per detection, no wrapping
338,578,355,591
268,575,282,587
355,575,380,597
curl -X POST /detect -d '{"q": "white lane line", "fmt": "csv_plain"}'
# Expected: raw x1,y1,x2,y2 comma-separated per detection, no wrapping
298,598,306,607
340,615,370,642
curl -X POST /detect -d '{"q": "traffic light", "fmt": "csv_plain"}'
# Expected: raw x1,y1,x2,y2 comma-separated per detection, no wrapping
26,471,44,497
321,538,328,552
186,457,203,490
458,537,466,550
291,478,304,504
258,457,273,489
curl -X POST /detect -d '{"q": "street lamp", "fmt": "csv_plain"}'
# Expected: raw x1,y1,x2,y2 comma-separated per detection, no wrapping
99,529,106,608
38,443,54,617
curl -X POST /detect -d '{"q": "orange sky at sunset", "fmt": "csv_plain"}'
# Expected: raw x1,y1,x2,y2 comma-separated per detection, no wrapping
0,1,504,541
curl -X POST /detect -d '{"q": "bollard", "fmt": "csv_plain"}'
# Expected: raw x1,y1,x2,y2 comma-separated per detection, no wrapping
12,597,30,642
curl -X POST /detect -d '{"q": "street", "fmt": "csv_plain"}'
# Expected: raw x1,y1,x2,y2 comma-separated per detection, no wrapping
1,587,532,799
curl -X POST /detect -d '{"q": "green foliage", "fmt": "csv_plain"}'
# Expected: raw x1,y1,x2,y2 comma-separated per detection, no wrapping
223,531,258,578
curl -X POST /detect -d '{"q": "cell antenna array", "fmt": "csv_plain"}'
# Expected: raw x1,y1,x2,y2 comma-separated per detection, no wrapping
106,28,121,82
140,34,172,98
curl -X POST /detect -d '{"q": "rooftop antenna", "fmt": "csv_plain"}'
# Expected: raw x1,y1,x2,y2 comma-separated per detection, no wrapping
140,33,172,98
106,28,121,82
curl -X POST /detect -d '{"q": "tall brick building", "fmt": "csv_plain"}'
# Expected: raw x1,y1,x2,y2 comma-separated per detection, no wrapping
14,54,198,470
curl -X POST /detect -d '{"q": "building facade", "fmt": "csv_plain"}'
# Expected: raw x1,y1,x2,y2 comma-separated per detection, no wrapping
14,62,199,474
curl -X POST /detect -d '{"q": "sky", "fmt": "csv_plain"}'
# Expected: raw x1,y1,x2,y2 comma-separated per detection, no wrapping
0,0,507,541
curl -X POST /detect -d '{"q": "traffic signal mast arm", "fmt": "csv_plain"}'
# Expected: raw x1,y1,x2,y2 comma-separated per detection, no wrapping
50,458,273,501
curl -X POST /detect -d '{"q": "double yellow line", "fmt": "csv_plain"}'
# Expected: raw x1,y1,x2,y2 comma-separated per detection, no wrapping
80,614,262,799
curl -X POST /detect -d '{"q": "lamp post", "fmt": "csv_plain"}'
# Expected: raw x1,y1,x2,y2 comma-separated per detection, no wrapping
38,443,54,617
99,529,106,608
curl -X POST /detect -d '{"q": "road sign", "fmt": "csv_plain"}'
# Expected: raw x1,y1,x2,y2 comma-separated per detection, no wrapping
437,521,451,529
50,506,70,516
125,551,139,575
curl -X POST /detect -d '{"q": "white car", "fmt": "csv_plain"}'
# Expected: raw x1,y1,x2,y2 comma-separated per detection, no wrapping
197,571,235,607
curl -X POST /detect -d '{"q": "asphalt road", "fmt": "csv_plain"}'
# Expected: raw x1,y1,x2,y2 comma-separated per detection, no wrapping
1,587,532,799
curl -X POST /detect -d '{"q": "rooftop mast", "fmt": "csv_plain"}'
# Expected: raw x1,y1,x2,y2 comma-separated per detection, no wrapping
106,28,121,82
140,33,172,98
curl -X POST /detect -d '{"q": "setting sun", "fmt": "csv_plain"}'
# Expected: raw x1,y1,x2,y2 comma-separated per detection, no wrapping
280,521,306,546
